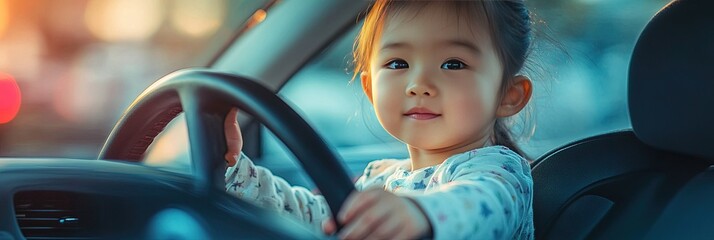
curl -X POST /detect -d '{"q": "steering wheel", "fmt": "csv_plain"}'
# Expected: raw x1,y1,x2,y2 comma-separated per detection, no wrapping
98,68,354,236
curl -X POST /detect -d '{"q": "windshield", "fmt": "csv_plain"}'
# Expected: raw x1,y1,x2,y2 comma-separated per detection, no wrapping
0,0,271,158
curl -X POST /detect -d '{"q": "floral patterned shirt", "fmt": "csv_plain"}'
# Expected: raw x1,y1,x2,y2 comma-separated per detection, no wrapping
225,145,534,239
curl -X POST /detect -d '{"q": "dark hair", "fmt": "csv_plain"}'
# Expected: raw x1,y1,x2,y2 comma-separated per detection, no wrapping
353,0,534,159
482,0,533,159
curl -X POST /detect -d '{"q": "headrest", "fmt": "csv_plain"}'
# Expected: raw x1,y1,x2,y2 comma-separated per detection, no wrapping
629,0,714,159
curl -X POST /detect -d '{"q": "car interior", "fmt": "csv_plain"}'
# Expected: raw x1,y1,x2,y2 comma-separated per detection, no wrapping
532,0,714,239
0,0,711,239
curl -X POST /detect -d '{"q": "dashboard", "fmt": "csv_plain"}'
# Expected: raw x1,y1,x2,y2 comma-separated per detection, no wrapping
0,158,319,239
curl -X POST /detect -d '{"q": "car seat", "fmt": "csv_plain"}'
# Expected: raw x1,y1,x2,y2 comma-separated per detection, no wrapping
531,0,714,239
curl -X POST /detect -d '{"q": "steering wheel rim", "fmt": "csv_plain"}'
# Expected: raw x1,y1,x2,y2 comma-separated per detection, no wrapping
98,68,354,223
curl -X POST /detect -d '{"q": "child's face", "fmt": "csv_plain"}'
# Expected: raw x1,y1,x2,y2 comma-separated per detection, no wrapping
363,4,505,151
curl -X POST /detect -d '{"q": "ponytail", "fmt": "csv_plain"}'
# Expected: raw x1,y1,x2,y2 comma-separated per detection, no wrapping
493,119,529,160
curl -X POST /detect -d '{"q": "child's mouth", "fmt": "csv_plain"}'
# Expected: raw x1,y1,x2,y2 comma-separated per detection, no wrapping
404,107,441,120
405,113,441,120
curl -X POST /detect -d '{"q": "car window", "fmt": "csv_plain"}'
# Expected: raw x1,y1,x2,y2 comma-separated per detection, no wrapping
260,25,406,168
261,0,671,162
0,0,272,160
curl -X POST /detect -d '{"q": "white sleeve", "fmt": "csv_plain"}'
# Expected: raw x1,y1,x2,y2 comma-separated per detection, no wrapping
403,147,533,240
224,153,332,232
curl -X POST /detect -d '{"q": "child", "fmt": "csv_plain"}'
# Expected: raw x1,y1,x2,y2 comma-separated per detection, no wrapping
224,0,535,239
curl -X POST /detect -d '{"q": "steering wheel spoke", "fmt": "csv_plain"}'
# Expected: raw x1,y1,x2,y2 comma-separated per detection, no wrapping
179,86,230,193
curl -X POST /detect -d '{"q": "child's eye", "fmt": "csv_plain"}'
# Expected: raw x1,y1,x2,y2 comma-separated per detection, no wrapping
385,59,409,69
441,59,467,70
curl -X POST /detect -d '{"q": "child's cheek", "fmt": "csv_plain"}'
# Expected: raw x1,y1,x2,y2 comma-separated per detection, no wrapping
371,73,405,134
466,76,500,114
446,81,495,127
453,95,487,125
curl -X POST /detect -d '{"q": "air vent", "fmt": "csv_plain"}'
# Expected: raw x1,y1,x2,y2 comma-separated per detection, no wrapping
14,191,96,240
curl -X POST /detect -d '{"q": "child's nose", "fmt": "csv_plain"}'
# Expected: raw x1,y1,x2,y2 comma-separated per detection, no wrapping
407,85,433,97
406,74,437,97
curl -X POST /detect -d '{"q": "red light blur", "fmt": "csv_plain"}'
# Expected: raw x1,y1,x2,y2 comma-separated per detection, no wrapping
0,72,21,124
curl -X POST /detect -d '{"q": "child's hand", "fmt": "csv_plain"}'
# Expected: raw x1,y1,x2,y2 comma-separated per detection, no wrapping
224,107,242,167
323,188,432,239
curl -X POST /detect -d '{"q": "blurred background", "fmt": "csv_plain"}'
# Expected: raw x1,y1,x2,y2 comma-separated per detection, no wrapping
517,0,672,156
0,0,267,158
0,0,672,160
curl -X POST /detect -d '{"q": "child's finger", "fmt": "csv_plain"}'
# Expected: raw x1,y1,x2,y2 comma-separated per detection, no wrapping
224,107,242,166
322,218,336,235
224,152,238,167
338,204,389,240
337,219,369,239
392,221,416,240
337,190,361,222
338,189,380,223
364,215,402,239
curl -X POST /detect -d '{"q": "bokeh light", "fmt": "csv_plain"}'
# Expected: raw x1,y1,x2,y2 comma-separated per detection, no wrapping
84,0,164,42
170,0,226,38
0,0,8,38
0,72,21,124
246,9,267,29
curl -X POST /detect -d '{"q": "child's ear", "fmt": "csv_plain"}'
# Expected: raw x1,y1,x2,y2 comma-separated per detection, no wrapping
496,75,532,118
360,72,374,104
